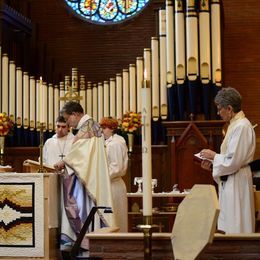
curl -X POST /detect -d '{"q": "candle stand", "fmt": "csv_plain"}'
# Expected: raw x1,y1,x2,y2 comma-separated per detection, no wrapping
137,215,157,259
38,122,46,173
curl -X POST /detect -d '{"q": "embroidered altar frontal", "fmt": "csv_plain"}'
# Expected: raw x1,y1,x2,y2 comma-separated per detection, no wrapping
0,173,44,257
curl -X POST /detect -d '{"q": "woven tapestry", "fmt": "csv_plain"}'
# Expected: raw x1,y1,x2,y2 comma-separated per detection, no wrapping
0,173,44,257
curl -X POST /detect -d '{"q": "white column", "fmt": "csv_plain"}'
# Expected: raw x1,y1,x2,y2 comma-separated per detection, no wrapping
116,73,123,119
23,72,30,128
109,78,116,117
151,37,160,121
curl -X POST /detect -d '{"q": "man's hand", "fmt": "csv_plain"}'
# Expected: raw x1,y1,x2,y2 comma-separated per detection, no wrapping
200,149,216,161
201,160,212,171
54,160,65,173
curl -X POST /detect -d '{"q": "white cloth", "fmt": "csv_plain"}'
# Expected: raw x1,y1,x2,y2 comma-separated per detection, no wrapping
42,132,74,229
43,133,74,166
213,111,256,233
105,134,128,232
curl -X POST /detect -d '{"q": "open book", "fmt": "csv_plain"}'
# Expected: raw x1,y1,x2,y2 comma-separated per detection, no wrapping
23,159,55,170
194,153,213,163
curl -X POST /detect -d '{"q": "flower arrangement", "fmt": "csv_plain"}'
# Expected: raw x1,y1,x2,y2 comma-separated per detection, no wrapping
119,111,142,134
0,112,14,136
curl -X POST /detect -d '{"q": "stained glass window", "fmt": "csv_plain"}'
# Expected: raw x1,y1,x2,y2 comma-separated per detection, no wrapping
64,0,151,25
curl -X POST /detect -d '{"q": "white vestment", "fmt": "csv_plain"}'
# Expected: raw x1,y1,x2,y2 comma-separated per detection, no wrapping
43,132,74,166
213,111,256,233
61,115,116,249
105,134,128,232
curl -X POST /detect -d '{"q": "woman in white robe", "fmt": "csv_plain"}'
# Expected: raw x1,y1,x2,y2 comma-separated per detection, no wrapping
200,87,256,233
100,117,128,232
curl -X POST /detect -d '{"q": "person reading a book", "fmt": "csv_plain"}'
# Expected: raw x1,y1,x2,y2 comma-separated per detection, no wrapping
200,87,256,234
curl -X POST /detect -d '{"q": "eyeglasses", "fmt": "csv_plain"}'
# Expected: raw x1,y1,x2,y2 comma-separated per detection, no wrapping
56,124,67,129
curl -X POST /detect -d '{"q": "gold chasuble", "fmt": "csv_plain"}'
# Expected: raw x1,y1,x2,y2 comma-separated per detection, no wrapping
64,136,116,228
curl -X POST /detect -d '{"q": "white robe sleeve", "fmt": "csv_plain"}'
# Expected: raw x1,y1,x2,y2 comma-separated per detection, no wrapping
213,123,255,179
107,141,128,180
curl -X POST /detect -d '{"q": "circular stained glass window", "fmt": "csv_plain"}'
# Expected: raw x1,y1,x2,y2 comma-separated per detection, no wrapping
64,0,151,25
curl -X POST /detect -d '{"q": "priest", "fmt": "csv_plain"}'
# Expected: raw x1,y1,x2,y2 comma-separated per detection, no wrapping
54,101,116,251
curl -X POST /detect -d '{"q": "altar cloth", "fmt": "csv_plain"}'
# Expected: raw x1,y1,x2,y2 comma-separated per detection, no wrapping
0,173,44,257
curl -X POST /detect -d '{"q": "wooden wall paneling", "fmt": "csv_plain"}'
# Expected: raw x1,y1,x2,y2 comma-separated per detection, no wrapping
164,121,225,191
5,147,39,172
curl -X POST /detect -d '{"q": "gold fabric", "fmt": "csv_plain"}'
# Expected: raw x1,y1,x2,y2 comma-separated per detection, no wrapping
64,136,116,227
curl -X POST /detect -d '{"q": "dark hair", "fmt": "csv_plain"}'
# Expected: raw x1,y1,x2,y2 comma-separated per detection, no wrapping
60,101,84,115
214,87,242,113
55,115,66,123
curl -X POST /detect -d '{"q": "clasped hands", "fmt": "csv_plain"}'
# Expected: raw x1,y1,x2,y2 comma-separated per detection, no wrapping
199,149,216,171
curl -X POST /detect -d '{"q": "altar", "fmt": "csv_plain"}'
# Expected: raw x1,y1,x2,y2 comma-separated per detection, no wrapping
0,171,60,260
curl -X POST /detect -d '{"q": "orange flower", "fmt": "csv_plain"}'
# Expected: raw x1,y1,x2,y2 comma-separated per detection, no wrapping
0,113,14,136
119,111,141,134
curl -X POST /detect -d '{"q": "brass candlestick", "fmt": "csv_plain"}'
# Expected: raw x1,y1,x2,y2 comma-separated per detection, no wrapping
38,122,46,173
137,216,157,259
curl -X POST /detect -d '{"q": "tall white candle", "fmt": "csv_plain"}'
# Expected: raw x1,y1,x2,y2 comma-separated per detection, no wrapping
54,85,59,123
48,83,54,131
23,72,30,128
36,79,41,125
59,81,65,109
141,76,152,216
39,77,44,123
43,82,48,124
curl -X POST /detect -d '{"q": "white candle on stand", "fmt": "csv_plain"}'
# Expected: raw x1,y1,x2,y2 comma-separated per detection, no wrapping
39,77,44,123
142,70,152,216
